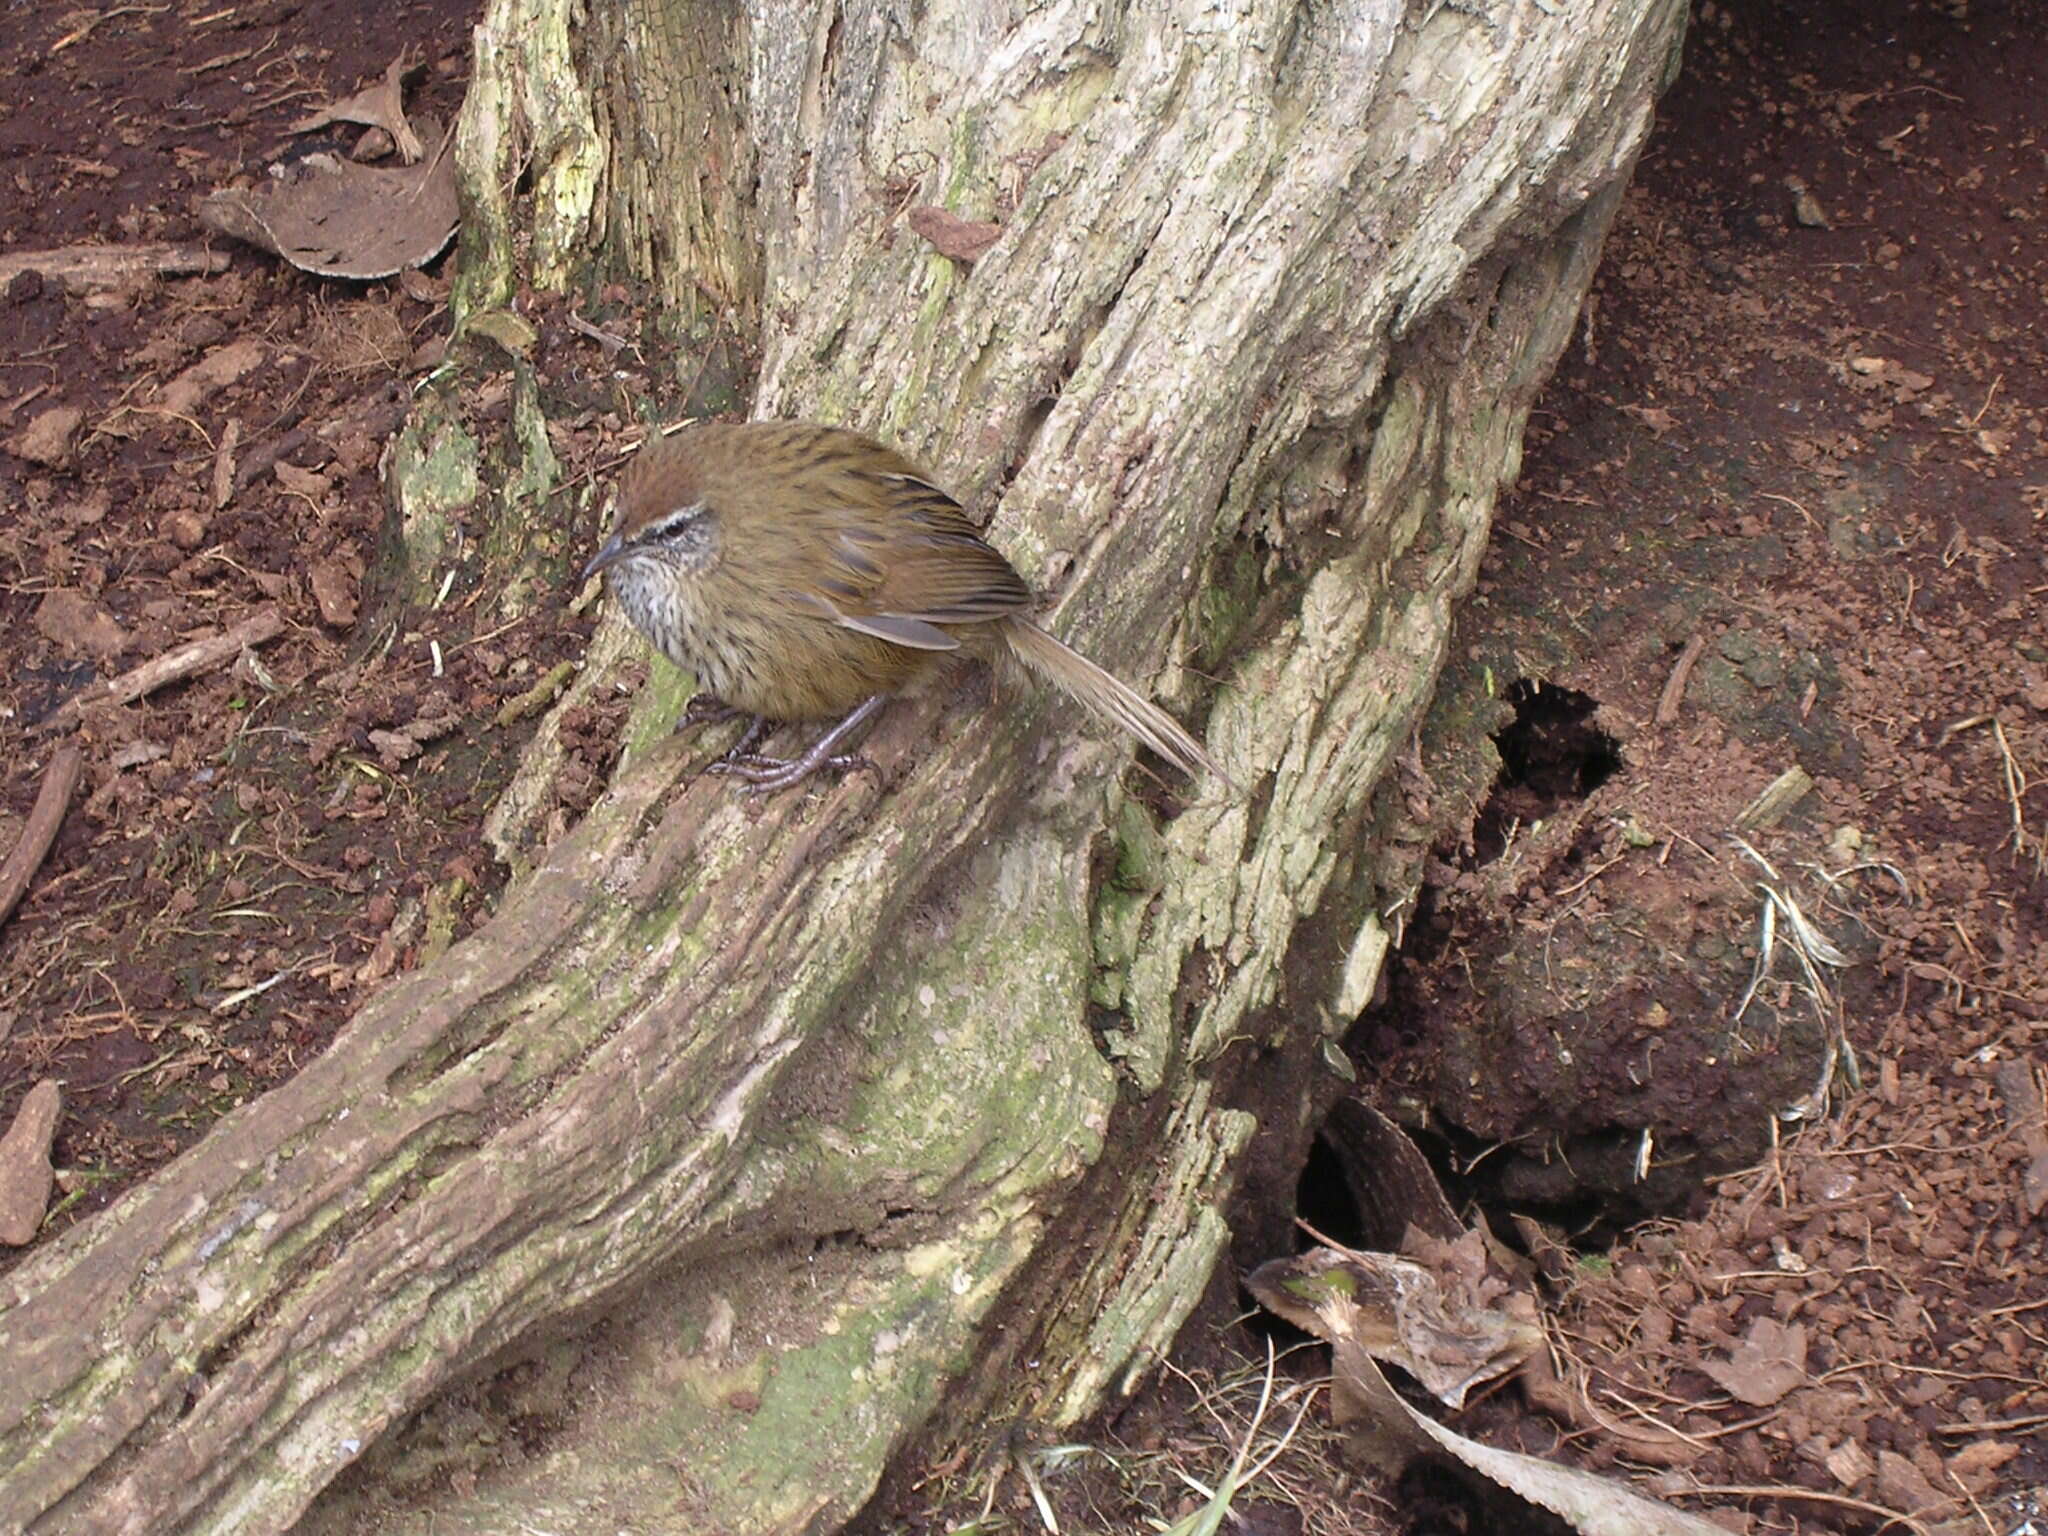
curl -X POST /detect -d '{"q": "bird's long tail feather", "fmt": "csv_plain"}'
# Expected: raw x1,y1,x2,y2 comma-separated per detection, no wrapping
1001,618,1224,784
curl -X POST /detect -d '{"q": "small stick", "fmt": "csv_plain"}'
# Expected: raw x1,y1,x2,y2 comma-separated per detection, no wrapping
46,609,285,725
1988,716,2031,860
1679,1483,1930,1536
212,416,242,510
0,242,227,291
0,746,83,929
1965,372,2001,428
1656,632,1708,725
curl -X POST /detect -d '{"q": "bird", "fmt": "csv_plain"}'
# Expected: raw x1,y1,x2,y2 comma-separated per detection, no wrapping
581,420,1224,793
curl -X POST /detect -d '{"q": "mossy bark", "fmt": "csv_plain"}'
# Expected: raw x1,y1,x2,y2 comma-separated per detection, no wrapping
0,0,1686,1531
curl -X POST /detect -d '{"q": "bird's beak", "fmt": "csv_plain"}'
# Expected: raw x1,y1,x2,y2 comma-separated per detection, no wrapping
580,534,626,584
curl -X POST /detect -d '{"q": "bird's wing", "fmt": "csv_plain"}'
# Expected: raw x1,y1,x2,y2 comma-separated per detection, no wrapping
789,470,1033,648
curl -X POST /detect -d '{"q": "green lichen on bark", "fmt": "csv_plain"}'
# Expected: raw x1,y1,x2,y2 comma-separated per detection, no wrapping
452,0,605,314
382,403,481,612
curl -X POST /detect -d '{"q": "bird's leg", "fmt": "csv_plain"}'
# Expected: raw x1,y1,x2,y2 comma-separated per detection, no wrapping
710,695,888,793
724,714,772,759
674,693,742,734
676,694,774,762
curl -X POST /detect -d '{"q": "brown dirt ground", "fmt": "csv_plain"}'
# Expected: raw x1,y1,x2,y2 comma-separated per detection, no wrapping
1,1,2043,1534
1410,4,2048,1530
0,0,621,1226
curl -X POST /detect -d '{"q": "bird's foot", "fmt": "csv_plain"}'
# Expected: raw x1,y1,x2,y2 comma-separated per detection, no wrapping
707,748,874,794
704,695,888,794
674,694,742,734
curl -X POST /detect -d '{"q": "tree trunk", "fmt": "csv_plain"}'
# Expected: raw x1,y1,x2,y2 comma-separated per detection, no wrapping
0,0,1684,1530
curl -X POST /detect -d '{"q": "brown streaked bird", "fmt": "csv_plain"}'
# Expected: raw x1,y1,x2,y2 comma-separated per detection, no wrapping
581,420,1223,792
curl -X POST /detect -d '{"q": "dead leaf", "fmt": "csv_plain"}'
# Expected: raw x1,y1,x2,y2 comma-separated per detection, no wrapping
1326,1326,1732,1535
906,205,1003,263
367,729,423,766
1823,1438,1874,1489
1248,1245,1541,1409
1947,1439,2018,1479
197,118,458,280
1700,1316,1808,1406
293,55,423,163
1875,1450,1951,1519
309,559,360,628
273,461,331,499
1321,1098,1467,1248
397,267,449,306
1621,403,1678,436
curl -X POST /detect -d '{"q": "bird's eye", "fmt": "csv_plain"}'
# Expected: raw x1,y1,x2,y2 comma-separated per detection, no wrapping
643,501,707,544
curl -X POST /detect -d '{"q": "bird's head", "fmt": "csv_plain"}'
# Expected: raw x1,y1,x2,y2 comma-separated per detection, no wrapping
583,435,721,583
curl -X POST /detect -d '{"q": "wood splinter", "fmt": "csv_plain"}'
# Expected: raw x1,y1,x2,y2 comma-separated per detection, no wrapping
0,746,83,930
44,608,287,728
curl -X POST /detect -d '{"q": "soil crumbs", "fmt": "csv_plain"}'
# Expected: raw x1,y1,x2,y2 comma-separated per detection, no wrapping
1450,5,2048,1531
0,0,625,1237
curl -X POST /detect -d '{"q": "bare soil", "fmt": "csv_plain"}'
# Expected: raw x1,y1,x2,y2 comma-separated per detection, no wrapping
0,0,605,1225
1,1,2042,1534
1444,1,2048,1525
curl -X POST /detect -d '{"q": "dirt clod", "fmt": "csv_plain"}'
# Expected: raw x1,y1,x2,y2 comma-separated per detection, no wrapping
5,406,83,469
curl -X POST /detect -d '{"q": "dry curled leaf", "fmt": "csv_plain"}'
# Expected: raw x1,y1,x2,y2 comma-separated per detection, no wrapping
1247,1245,1541,1409
1700,1316,1808,1407
197,119,457,280
293,55,423,162
905,205,1003,263
1320,1317,1731,1534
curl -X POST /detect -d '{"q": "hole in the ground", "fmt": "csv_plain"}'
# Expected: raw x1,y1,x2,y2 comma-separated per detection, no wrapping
1395,1460,1576,1536
1297,1090,1700,1276
1468,679,1623,865
1291,1134,1365,1248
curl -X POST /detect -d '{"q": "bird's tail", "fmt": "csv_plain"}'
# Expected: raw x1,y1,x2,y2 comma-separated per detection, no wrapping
1001,617,1225,785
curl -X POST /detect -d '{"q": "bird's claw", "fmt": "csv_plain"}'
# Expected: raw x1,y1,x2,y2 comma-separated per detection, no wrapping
676,696,774,762
706,751,874,794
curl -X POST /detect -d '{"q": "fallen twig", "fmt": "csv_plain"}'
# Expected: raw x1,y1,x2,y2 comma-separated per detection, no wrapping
1656,632,1708,725
0,243,228,292
1935,713,2034,862
211,416,242,510
1987,716,2031,861
45,609,286,726
0,746,83,930
1679,1482,1931,1536
51,4,169,51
